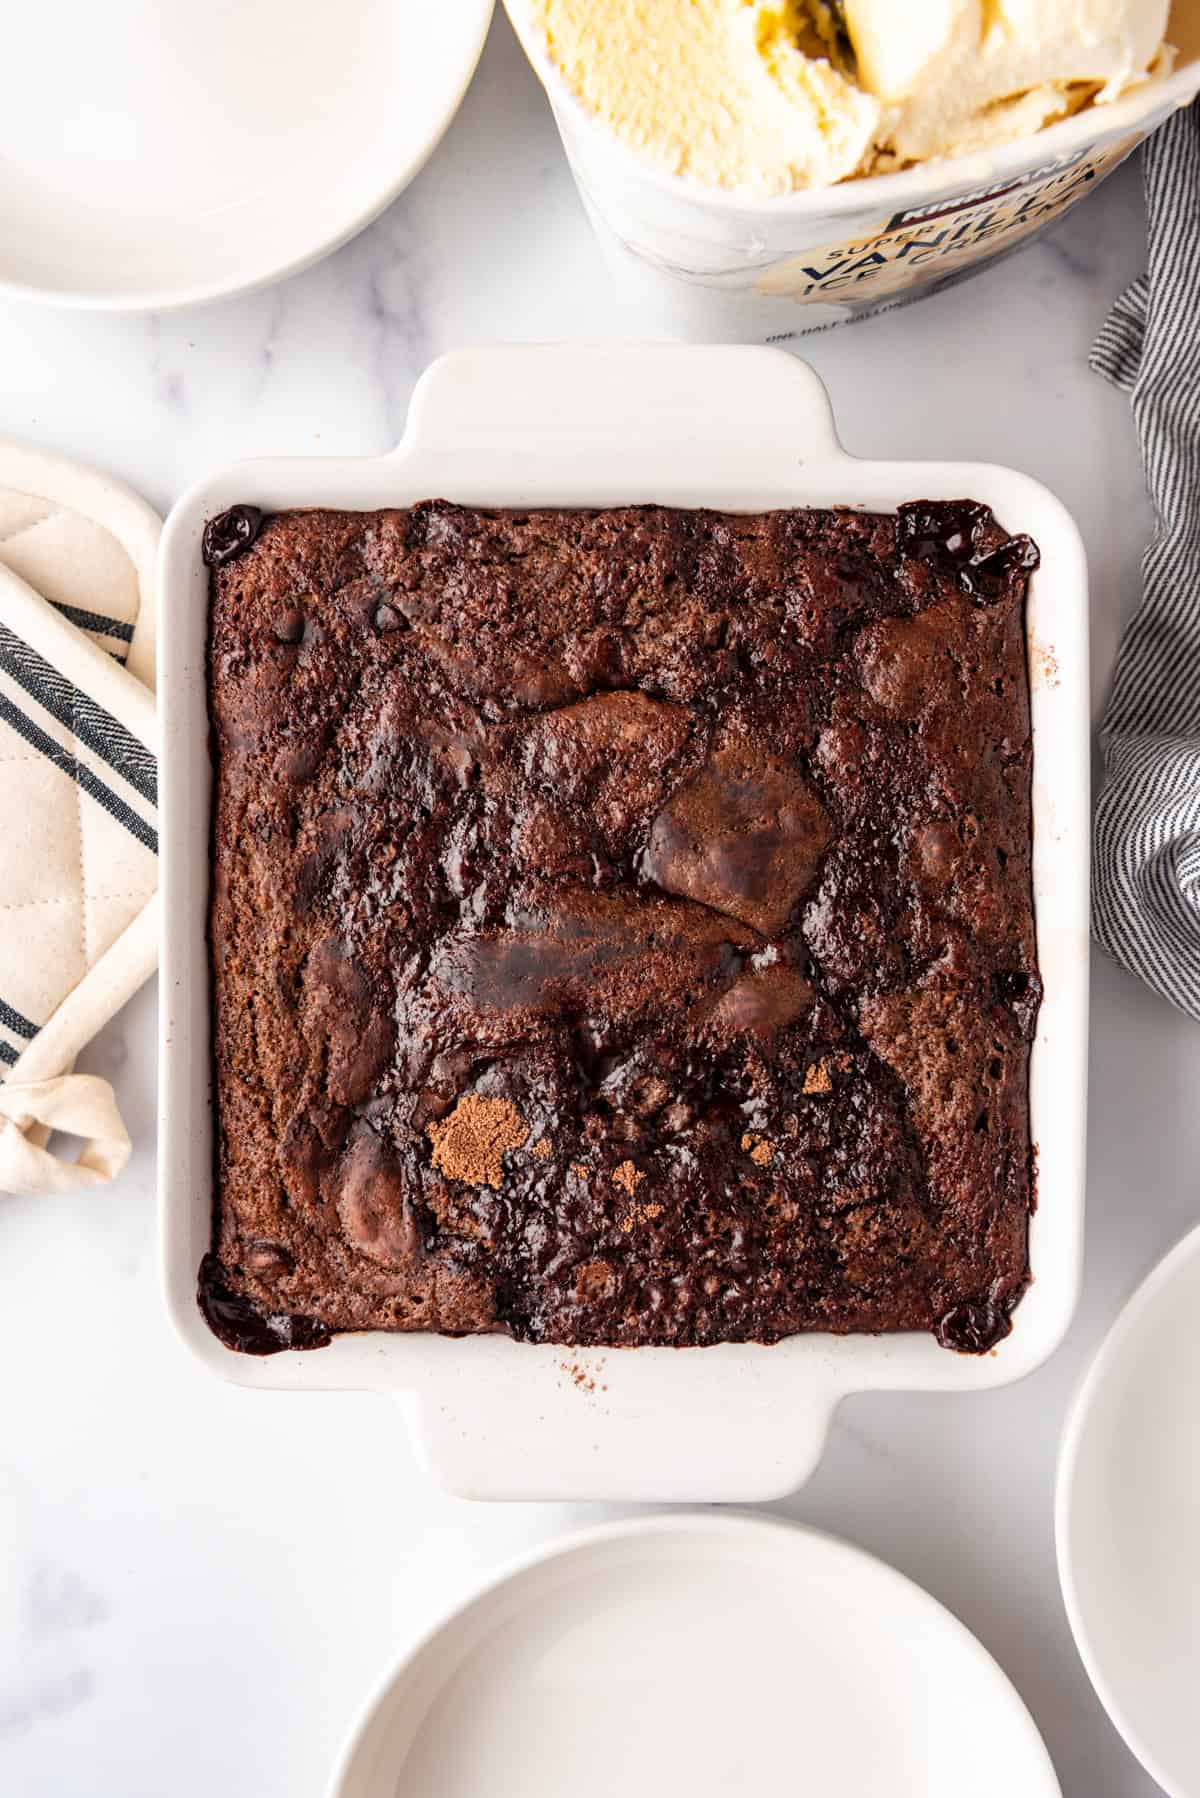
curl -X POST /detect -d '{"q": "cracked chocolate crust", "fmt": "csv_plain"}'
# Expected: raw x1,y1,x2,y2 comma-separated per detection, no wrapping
205,498,1040,1354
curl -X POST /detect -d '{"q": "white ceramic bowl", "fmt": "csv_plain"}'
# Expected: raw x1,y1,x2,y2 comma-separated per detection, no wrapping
0,0,493,310
158,343,1090,1502
1057,1222,1200,1798
329,1513,1062,1798
503,0,1200,340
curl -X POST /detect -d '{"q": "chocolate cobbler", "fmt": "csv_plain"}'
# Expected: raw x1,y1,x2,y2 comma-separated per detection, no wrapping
202,499,1041,1355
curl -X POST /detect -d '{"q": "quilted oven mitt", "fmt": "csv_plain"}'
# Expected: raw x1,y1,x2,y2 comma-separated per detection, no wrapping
0,441,160,1195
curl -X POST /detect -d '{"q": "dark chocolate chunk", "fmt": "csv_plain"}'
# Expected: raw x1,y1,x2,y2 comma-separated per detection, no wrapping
272,607,306,644
373,601,408,633
935,1291,1014,1355
994,967,1043,1040
897,501,1040,603
896,499,992,565
202,504,264,569
960,535,1041,604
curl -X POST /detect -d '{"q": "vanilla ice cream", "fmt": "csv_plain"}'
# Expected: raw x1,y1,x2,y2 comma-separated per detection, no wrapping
523,0,1173,193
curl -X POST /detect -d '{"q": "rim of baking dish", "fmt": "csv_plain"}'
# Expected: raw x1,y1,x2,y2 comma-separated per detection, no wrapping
156,345,1089,1500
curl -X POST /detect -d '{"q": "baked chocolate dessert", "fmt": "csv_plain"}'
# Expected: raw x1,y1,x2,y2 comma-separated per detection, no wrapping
204,498,1041,1355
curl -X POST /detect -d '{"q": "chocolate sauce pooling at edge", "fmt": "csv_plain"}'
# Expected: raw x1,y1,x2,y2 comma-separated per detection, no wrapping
198,1253,332,1355
202,505,264,569
935,1291,1013,1354
895,499,1040,606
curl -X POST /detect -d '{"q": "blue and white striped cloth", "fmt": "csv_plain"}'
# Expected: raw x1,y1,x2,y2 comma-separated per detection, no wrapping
1092,102,1200,1019
0,449,159,1191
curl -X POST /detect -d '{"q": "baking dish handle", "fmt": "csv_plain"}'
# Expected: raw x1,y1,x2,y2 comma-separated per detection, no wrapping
396,342,845,466
402,1372,845,1504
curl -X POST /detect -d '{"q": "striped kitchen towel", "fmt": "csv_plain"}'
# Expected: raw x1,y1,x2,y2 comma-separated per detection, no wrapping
0,442,160,1194
1091,101,1200,1019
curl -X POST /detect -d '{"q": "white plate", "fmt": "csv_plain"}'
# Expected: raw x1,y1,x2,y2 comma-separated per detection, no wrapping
0,0,494,310
1057,1223,1200,1798
331,1514,1061,1798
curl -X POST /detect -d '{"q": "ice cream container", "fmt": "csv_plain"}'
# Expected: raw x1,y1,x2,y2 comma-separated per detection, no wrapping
158,344,1089,1503
503,2,1200,342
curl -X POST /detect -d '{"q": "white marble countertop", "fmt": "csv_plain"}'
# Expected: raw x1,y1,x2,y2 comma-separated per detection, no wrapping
0,14,1194,1797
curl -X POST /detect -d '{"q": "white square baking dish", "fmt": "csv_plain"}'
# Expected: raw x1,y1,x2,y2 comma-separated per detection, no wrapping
158,344,1089,1502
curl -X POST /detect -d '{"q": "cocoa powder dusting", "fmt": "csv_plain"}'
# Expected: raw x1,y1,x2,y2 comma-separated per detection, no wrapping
802,1061,833,1095
741,1131,775,1166
618,1199,663,1234
427,1095,528,1188
560,1359,596,1394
